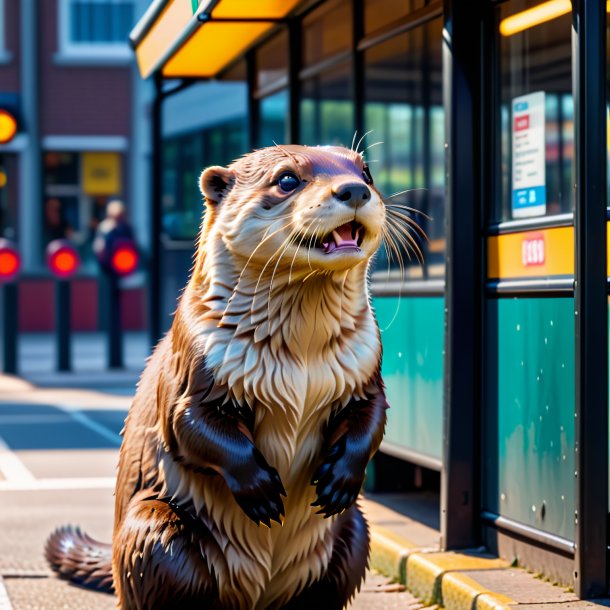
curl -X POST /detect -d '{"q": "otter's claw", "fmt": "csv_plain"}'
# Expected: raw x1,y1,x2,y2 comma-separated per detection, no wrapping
226,447,286,526
311,439,367,518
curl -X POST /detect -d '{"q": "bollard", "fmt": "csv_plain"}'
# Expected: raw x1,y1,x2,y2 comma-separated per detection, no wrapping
46,240,79,372
95,239,139,370
0,239,20,374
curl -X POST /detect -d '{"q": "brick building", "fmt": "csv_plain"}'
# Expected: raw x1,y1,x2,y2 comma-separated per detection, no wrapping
0,0,149,331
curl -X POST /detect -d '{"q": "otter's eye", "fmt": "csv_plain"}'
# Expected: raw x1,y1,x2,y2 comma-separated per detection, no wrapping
362,165,374,185
277,172,300,192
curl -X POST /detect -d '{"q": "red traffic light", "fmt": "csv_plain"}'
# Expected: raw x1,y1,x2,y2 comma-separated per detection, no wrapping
46,239,80,279
110,243,138,276
0,239,20,282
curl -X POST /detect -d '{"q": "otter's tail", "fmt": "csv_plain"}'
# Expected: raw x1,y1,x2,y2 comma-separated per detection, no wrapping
45,526,114,593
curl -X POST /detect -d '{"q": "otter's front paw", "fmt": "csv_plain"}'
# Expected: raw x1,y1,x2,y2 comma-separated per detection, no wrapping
225,448,286,527
311,439,368,518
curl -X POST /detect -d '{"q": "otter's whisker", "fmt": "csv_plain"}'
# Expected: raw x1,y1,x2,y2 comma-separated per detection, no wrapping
306,221,321,271
273,141,300,166
360,141,383,156
386,215,424,264
386,208,429,241
252,224,300,316
236,217,299,290
289,218,317,283
386,210,429,247
386,216,418,261
267,228,301,322
355,130,373,155
385,203,432,222
383,187,428,202
350,130,358,152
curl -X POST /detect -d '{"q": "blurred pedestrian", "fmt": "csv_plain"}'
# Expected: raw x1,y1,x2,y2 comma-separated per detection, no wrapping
93,199,136,274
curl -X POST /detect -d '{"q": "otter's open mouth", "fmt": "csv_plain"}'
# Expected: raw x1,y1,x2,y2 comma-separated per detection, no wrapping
318,221,364,254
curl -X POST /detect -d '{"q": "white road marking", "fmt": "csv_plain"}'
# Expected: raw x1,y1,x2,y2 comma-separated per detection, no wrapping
0,437,36,483
0,476,116,491
0,576,14,610
56,406,122,447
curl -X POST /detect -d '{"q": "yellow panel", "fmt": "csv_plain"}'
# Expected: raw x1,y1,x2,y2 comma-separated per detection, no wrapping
487,227,574,279
213,0,302,18
136,0,194,79
163,21,272,77
82,153,121,195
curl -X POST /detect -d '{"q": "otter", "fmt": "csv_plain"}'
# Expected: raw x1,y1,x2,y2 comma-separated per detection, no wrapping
46,145,391,610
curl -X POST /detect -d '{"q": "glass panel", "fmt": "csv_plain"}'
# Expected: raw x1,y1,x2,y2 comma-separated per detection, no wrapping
484,297,575,540
374,296,444,461
256,29,288,90
364,0,425,35
300,62,354,147
302,0,352,67
495,1,573,222
258,90,289,147
364,18,444,279
162,81,248,241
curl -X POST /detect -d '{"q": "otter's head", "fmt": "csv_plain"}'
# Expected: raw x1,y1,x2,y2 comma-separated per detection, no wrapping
198,145,385,276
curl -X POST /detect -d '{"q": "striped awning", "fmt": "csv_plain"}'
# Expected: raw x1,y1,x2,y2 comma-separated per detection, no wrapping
130,0,302,79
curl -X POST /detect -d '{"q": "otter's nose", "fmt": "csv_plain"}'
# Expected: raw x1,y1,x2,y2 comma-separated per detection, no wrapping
332,183,371,208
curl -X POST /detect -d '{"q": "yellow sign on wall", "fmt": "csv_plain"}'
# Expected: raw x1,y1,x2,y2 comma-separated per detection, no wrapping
82,152,121,195
487,226,574,279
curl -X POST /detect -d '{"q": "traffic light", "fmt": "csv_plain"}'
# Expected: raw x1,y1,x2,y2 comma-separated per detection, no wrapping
0,109,17,145
0,239,20,282
110,241,139,276
46,239,80,279
95,234,139,277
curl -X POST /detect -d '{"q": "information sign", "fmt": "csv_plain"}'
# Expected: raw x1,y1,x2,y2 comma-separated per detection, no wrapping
512,91,546,218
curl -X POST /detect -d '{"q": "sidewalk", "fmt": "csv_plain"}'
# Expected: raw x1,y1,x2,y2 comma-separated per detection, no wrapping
360,493,610,610
3,332,148,388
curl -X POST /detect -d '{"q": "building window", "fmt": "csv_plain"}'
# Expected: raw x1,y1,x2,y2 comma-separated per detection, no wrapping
59,0,134,58
43,151,124,267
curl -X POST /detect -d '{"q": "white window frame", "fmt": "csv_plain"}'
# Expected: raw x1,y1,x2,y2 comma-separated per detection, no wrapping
58,0,133,61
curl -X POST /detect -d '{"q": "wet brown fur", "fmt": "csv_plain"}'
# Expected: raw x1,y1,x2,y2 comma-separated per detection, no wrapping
46,145,390,610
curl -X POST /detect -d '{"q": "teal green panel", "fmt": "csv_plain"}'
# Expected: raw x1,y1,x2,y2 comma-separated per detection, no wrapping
484,298,575,541
373,296,444,461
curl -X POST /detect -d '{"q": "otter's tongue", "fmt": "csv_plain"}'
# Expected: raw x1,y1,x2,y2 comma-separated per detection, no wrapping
322,222,360,254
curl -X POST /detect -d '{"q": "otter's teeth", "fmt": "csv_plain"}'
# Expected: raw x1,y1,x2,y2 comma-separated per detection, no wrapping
332,230,342,244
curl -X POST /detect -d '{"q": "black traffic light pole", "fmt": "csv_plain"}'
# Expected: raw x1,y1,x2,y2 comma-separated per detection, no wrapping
106,272,123,369
2,281,18,374
55,279,71,371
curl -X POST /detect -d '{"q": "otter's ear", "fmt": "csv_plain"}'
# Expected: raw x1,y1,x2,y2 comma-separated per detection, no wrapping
199,166,235,205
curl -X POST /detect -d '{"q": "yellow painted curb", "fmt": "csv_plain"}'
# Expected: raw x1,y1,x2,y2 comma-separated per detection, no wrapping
442,572,514,610
407,552,509,605
369,525,419,584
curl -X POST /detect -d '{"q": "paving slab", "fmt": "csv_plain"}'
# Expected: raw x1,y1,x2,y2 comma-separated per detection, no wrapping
462,569,578,605
1,576,116,610
0,488,114,576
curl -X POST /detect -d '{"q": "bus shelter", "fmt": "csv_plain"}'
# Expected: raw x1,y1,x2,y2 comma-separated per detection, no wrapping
131,0,608,597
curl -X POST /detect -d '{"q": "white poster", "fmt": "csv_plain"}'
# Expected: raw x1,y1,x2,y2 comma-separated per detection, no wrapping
511,91,546,219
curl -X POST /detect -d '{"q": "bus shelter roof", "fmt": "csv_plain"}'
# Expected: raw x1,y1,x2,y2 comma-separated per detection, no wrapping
130,0,302,80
